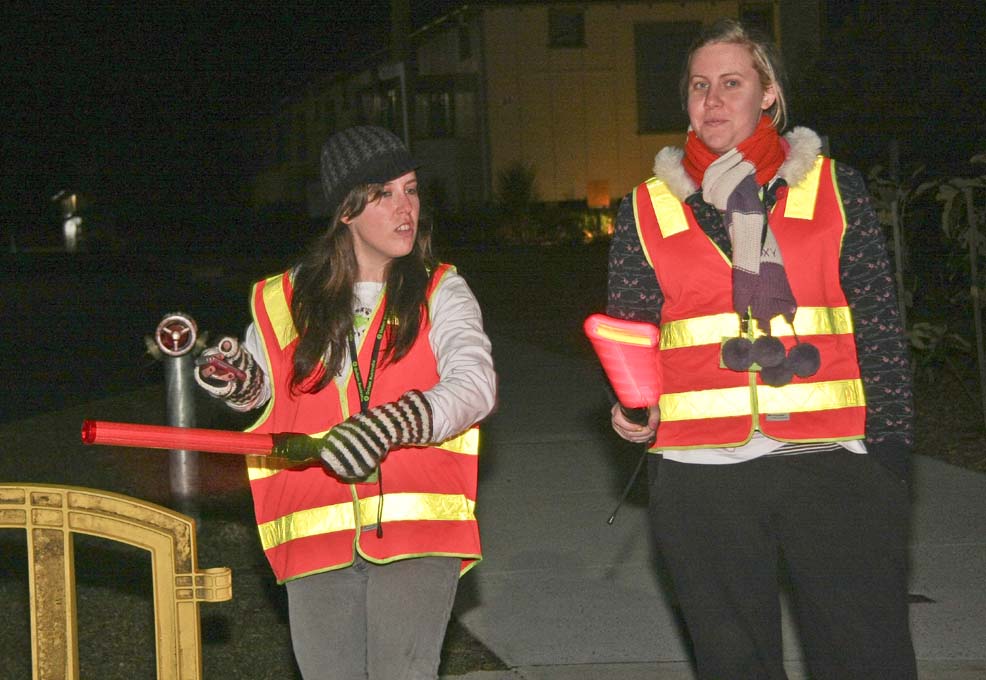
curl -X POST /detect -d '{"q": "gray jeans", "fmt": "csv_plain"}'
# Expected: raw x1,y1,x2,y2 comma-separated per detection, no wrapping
285,555,460,680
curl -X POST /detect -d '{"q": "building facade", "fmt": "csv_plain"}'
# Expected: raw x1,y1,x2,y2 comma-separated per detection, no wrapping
243,0,820,216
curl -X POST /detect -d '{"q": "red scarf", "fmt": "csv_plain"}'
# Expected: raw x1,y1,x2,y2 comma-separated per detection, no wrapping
683,115,785,188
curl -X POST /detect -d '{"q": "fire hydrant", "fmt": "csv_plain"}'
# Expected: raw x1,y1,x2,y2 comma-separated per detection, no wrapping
154,312,199,513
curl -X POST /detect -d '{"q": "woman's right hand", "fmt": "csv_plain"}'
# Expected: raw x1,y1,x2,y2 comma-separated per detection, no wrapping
194,336,264,410
611,402,660,444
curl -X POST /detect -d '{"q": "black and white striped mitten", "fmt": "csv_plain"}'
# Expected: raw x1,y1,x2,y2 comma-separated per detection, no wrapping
193,336,264,411
318,390,433,481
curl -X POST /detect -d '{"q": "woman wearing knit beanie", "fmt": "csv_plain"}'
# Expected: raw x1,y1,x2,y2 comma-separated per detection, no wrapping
194,125,496,679
606,19,916,679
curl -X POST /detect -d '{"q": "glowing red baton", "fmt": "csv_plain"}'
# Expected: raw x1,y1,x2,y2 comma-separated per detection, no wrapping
585,314,663,524
583,313,662,409
81,419,274,456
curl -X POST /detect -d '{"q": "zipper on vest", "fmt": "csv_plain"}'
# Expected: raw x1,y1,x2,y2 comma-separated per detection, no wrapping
749,369,761,434
745,313,762,435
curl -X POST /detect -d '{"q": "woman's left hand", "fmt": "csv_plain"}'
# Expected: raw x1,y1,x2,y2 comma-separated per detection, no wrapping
610,402,659,444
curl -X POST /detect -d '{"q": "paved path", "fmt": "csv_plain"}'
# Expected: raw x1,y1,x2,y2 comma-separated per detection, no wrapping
443,335,986,679
1,329,983,679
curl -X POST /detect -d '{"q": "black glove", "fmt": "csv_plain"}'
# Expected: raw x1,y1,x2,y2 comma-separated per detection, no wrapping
194,336,263,409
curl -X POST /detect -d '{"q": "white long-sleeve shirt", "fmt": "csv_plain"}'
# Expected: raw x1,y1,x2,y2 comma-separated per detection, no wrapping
241,268,496,442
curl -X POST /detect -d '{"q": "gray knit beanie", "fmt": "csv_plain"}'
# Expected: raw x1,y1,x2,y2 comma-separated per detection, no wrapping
320,126,417,214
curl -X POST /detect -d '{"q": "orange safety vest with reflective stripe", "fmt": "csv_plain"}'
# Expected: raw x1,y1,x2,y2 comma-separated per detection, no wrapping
244,263,481,583
632,156,866,450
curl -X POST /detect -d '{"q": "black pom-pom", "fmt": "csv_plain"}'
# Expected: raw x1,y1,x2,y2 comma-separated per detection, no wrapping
788,342,821,377
752,335,786,368
760,361,794,386
721,337,754,371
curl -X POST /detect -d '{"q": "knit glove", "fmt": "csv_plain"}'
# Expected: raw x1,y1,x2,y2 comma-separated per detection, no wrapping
194,336,264,410
271,390,432,482
273,390,433,481
323,390,433,480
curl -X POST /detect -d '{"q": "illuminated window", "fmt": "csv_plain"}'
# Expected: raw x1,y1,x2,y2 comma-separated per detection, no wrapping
548,8,585,48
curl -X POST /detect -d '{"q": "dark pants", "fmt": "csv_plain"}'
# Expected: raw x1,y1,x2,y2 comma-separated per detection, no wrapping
649,451,917,680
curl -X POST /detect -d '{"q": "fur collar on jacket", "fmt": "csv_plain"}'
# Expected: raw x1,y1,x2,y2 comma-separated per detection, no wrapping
652,127,823,202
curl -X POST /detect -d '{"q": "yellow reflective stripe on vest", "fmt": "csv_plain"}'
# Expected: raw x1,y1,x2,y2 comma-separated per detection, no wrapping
645,177,689,237
257,492,476,551
784,155,824,220
258,499,356,550
757,379,864,414
245,431,480,481
660,306,854,350
246,455,303,480
261,275,298,350
658,378,865,422
439,428,480,455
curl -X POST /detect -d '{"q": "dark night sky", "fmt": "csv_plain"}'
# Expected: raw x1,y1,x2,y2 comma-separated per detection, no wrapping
2,2,462,231
2,1,984,238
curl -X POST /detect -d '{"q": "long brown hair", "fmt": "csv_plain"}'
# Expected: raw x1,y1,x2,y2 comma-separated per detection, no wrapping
289,183,435,392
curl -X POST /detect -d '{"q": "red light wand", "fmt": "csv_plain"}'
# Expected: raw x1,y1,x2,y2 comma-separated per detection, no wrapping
583,314,662,523
583,313,662,422
81,420,275,455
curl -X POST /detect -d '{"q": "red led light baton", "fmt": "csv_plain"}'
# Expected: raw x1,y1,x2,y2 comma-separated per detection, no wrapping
81,420,274,455
584,314,662,524
583,313,662,410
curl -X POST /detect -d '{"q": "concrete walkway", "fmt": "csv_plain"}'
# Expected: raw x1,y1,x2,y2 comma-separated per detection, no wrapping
1,329,982,679
442,335,986,679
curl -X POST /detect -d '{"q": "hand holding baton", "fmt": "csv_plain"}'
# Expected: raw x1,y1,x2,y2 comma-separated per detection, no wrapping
583,313,662,523
583,314,661,415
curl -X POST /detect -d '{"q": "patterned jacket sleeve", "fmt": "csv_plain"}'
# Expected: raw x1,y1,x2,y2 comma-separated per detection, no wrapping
606,194,664,324
836,162,915,482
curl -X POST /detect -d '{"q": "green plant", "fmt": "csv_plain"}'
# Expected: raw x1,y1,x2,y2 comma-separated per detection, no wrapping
495,161,539,215
867,161,938,329
935,153,986,430
908,321,975,399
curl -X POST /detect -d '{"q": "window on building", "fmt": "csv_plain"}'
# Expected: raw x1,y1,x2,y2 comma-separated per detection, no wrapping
295,110,307,162
357,86,401,131
276,114,290,163
454,91,477,138
458,22,472,61
357,91,379,125
384,87,400,131
634,21,700,134
415,91,454,139
317,96,336,136
548,8,585,48
740,2,776,40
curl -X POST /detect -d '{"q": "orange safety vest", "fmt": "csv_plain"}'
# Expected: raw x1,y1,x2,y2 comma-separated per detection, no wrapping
632,156,866,450
244,263,481,583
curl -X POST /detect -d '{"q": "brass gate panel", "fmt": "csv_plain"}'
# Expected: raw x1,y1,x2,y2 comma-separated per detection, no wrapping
0,484,232,680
